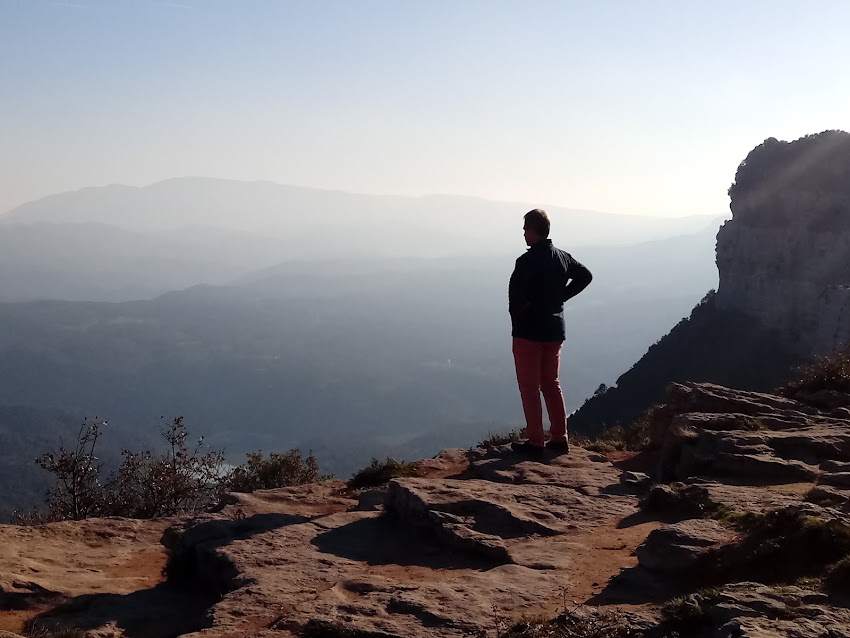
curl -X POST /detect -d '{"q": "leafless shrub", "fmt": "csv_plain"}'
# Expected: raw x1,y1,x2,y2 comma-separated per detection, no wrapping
15,416,225,522
107,417,225,518
16,418,109,522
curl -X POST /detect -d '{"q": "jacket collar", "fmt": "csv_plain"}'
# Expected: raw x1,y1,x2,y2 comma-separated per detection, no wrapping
528,239,552,251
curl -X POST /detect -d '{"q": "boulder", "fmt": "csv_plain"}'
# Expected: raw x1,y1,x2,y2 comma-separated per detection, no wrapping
636,519,734,573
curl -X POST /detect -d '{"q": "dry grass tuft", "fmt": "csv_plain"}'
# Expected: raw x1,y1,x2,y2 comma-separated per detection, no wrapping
782,348,850,396
348,457,421,490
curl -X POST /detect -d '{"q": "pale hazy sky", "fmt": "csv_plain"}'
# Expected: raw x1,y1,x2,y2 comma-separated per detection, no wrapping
1,0,848,216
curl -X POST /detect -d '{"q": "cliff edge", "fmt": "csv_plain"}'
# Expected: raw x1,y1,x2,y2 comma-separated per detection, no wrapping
572,130,850,432
718,130,850,357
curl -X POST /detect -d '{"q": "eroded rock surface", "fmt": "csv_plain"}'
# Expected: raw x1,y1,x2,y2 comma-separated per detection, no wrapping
160,447,649,638
6,379,850,637
0,517,213,637
612,380,850,637
6,447,655,637
676,583,850,638
655,382,850,485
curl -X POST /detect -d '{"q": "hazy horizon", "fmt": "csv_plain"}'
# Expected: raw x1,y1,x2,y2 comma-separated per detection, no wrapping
3,1,849,217
0,175,729,221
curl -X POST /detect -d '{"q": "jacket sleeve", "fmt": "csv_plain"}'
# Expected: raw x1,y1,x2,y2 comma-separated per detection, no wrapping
562,257,592,302
509,257,532,316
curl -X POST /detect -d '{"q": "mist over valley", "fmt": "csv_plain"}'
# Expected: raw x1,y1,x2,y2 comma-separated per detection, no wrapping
0,179,722,518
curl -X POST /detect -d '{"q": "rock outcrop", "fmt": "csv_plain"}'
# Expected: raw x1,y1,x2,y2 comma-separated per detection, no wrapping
571,131,850,432
4,378,850,637
2,448,660,637
718,131,850,357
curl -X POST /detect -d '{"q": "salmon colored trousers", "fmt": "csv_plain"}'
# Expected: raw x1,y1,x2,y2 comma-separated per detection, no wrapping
512,337,568,447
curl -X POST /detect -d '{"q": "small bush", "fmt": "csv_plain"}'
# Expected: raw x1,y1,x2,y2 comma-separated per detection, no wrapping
106,417,225,518
783,348,850,396
477,428,526,449
224,450,327,493
659,589,720,634
17,417,333,523
15,418,110,522
588,422,649,452
699,508,850,586
501,608,642,638
825,555,850,594
575,409,653,453
348,457,420,490
16,417,221,522
22,619,86,638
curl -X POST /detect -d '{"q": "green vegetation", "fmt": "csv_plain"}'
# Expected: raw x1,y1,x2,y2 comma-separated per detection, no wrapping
825,555,850,594
14,417,328,523
348,457,421,490
782,347,850,397
577,408,653,452
477,428,526,449
699,508,850,587
224,450,327,493
0,405,157,523
479,414,651,455
14,417,225,523
500,609,648,638
661,588,720,630
22,621,86,638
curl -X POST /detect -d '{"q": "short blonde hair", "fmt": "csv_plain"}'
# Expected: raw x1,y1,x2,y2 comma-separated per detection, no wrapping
523,209,550,238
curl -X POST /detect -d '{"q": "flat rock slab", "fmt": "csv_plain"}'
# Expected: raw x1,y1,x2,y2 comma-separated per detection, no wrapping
0,517,213,637
15,444,652,638
166,510,576,638
0,517,172,602
386,476,636,562
159,449,647,637
698,480,811,513
664,383,820,420
469,445,625,493
213,480,356,518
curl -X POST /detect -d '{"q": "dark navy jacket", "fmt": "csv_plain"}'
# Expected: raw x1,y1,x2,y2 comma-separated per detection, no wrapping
508,239,593,341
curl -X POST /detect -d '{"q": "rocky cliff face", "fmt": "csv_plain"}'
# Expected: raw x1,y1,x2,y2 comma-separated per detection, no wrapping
716,131,850,357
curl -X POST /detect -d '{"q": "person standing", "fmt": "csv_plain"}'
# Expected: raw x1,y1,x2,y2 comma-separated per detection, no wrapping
509,209,592,457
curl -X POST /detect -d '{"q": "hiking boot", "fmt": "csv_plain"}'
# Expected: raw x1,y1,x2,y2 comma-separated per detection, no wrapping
545,440,570,455
511,440,545,459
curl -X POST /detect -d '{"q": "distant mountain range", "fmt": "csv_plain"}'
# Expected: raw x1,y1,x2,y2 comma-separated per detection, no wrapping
1,177,724,251
0,178,725,517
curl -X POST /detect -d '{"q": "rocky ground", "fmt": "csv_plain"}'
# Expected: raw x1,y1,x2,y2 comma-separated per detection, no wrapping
2,381,850,637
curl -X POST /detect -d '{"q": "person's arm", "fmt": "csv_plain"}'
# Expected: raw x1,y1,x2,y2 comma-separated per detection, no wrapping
509,257,533,316
562,258,592,302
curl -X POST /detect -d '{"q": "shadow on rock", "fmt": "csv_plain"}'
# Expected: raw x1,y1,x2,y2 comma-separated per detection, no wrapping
311,515,499,571
24,582,217,638
0,581,68,612
615,510,679,529
586,565,683,607
163,512,311,590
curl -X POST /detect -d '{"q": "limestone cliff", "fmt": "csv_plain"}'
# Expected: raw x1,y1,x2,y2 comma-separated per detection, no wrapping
571,131,850,432
717,130,850,357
